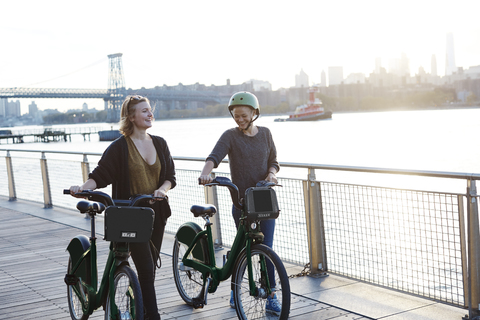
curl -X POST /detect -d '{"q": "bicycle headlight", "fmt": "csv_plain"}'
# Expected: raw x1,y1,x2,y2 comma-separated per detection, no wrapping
250,222,257,230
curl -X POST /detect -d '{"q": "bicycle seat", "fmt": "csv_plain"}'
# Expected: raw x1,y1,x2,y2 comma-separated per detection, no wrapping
76,200,106,214
190,204,217,217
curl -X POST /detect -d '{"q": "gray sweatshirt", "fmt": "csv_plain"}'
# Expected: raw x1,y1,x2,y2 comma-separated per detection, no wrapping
207,126,279,197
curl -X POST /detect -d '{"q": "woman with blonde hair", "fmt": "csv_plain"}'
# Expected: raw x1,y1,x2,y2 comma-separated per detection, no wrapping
70,95,176,320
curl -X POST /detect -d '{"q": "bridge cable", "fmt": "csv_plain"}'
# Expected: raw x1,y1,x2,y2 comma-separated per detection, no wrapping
20,57,108,88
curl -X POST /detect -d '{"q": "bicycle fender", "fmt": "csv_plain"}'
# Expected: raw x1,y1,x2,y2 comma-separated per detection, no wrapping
176,222,208,263
66,235,91,284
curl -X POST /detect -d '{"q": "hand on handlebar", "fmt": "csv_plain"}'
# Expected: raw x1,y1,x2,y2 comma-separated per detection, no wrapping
150,189,168,204
69,186,88,198
265,174,278,185
198,175,213,185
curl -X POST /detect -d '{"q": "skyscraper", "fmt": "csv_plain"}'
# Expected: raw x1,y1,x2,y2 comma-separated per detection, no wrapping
375,57,382,74
445,32,457,76
295,69,309,87
0,99,6,117
320,70,326,87
431,54,437,76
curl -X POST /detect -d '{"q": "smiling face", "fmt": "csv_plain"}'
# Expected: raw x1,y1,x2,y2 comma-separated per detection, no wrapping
130,101,154,130
232,106,255,130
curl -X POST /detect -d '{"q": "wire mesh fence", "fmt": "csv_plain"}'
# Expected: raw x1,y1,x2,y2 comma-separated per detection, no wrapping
321,182,465,305
0,149,475,308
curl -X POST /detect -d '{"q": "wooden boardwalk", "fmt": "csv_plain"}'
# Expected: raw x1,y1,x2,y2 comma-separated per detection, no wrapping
0,199,468,320
0,207,369,320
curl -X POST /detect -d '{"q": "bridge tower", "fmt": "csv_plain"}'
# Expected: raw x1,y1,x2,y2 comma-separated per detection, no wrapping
106,53,126,122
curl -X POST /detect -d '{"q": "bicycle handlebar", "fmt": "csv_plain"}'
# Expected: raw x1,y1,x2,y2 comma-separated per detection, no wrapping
203,177,242,209
201,177,280,210
63,189,167,207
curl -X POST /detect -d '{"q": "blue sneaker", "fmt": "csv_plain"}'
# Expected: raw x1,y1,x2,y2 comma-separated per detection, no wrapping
230,290,235,308
266,294,281,316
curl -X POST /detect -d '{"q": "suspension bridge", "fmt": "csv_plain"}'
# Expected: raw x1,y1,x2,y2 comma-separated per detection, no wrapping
0,53,224,122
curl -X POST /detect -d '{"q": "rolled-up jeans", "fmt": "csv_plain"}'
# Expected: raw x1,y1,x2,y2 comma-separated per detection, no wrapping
232,205,276,290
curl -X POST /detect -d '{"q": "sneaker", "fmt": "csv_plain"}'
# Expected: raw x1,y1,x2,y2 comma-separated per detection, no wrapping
230,290,235,308
266,294,281,316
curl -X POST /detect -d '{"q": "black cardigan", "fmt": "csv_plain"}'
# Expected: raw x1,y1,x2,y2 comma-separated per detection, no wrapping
89,135,176,218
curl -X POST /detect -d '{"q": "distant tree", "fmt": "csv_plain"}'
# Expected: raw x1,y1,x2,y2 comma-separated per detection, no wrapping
467,93,478,105
95,110,107,122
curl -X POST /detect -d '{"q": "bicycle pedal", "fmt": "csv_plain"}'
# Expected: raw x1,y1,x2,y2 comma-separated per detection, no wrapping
192,298,204,309
64,274,77,286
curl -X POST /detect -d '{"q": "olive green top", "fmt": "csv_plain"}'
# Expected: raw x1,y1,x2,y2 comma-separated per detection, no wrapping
126,136,161,195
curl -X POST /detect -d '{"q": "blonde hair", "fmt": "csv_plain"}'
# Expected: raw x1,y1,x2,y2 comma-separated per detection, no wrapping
119,95,150,137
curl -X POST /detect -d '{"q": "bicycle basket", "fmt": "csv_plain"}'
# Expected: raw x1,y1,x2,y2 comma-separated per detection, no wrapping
104,206,155,243
244,186,280,221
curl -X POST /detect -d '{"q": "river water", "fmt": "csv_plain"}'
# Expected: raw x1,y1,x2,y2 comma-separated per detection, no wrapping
2,108,476,303
3,108,480,193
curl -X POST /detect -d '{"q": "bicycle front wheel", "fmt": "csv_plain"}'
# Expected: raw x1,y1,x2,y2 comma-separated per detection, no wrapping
172,237,205,305
67,257,90,320
232,244,291,320
104,265,144,320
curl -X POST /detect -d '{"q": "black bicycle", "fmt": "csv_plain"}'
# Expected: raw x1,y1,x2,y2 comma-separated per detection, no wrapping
64,189,164,320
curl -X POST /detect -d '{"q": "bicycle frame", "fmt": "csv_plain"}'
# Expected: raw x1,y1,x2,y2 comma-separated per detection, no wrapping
66,216,133,317
180,214,271,296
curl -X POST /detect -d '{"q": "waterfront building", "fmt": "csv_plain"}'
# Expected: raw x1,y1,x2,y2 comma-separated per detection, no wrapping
344,73,366,84
320,70,326,87
295,69,309,87
28,101,38,118
248,79,272,91
0,98,6,117
431,54,437,76
328,66,343,86
375,57,382,74
6,100,21,118
445,32,457,76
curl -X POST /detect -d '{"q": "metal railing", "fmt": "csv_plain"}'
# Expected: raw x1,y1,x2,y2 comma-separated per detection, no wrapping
1,148,479,318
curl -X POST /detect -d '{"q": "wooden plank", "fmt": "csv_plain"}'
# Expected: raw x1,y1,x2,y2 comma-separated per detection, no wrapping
0,207,367,320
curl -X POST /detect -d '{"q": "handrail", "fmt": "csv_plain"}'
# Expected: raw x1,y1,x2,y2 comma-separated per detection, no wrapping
1,147,479,317
2,148,480,181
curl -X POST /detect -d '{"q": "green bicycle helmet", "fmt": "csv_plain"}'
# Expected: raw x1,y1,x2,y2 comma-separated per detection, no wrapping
227,91,260,121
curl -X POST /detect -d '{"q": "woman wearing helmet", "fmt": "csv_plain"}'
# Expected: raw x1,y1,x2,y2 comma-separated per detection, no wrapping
198,91,281,315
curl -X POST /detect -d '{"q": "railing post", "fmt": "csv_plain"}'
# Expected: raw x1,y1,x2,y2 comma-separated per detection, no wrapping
6,151,17,201
81,154,90,182
302,168,327,276
40,152,52,208
204,172,223,249
466,180,480,318
458,195,469,309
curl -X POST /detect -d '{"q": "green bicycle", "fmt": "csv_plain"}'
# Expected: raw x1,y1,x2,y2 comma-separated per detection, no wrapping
64,189,161,320
172,177,291,320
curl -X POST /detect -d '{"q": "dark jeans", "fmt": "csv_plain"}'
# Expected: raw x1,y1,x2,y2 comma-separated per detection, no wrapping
130,211,166,320
232,205,276,289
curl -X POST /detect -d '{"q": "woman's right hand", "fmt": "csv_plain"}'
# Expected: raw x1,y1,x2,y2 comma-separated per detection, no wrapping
198,175,213,185
69,186,85,198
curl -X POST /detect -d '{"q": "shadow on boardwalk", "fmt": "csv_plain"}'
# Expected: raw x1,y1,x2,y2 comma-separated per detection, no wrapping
0,198,467,320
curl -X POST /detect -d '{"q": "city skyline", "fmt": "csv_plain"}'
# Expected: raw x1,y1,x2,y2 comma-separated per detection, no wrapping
1,0,479,113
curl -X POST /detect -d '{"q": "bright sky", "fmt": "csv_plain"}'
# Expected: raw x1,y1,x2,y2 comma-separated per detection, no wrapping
1,0,479,113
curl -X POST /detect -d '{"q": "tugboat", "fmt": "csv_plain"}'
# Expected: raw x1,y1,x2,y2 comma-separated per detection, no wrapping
275,86,332,122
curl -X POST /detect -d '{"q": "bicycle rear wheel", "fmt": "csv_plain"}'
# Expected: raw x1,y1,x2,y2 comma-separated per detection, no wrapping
67,257,89,320
232,244,291,320
172,237,205,305
104,265,144,320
